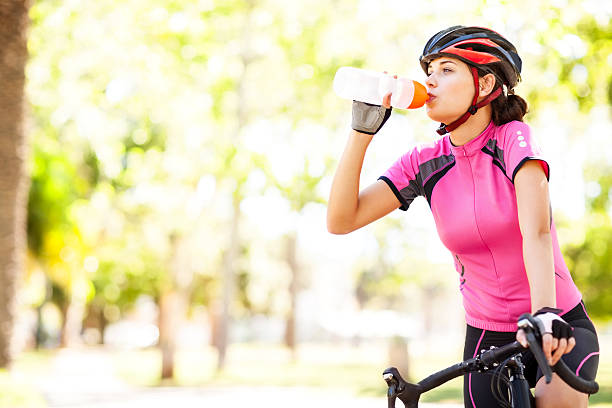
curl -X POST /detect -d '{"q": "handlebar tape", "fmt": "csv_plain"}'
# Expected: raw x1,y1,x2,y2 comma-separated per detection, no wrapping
418,362,470,393
553,359,599,394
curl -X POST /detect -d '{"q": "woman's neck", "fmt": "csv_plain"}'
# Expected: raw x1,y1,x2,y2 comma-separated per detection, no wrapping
448,105,493,146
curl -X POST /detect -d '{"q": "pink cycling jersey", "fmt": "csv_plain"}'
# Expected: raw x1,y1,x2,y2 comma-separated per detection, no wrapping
380,120,582,332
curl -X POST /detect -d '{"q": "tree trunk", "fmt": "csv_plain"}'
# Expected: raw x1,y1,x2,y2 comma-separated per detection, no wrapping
158,234,189,380
0,0,30,368
209,299,222,349
82,300,106,345
284,233,298,361
158,290,181,380
60,291,86,347
217,197,239,371
388,336,411,381
214,0,256,371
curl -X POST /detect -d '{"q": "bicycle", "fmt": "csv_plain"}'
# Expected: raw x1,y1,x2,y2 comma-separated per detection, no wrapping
382,313,599,407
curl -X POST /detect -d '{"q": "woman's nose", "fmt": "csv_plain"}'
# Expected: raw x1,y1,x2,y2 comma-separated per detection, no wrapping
425,74,436,88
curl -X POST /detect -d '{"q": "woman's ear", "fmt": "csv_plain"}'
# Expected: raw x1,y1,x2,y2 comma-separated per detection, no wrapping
479,73,496,97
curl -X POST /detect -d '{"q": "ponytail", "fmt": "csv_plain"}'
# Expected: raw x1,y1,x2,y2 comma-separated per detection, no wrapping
490,91,528,125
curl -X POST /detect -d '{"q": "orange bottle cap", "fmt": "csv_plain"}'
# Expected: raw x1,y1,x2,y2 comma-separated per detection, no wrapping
407,81,429,109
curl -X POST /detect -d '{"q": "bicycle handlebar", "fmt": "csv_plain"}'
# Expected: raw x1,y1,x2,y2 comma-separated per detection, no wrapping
417,362,470,393
484,340,599,395
383,313,599,407
553,357,599,395
516,313,598,394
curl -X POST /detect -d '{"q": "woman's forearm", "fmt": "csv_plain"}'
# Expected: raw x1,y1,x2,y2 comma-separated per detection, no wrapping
327,130,373,233
522,231,556,312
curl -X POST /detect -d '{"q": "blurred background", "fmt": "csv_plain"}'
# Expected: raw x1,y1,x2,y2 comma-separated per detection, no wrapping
0,0,611,406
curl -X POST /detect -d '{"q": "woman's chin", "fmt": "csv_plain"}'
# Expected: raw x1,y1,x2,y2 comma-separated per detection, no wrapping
425,110,446,123
426,109,460,125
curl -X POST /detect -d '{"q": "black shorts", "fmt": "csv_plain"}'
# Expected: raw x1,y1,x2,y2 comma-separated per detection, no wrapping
463,301,599,408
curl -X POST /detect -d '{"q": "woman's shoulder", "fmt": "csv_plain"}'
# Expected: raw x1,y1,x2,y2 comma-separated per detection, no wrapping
494,120,531,134
492,120,532,145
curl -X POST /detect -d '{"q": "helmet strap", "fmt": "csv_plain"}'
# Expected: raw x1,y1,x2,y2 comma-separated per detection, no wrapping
437,67,503,135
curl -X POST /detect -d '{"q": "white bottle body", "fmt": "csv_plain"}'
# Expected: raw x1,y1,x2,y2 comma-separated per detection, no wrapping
333,66,418,109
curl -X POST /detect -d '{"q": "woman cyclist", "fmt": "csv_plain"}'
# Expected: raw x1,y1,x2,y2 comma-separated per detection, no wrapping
327,26,599,407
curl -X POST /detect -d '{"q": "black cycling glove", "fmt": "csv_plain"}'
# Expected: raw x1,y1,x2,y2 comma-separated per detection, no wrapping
533,307,574,340
351,101,391,135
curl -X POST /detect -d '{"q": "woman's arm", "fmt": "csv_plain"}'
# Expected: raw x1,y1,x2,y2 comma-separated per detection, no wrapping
514,160,555,312
327,90,401,234
326,129,400,234
514,160,574,364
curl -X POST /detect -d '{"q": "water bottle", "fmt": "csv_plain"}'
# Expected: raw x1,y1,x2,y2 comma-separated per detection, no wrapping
333,66,428,109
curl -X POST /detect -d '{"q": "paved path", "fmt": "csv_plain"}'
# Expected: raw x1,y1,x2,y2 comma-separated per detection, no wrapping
40,386,462,408
29,348,461,408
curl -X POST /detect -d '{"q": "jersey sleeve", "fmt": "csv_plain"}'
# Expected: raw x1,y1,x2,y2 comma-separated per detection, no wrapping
501,121,549,182
378,147,424,211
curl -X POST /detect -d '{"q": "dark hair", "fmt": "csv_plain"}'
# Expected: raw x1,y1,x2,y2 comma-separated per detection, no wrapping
490,91,528,125
477,65,528,125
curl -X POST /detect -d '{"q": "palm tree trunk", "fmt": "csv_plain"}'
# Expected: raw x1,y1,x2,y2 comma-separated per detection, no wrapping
60,292,86,347
158,235,189,380
217,197,239,370
159,290,180,379
284,233,298,361
0,0,30,368
214,0,255,371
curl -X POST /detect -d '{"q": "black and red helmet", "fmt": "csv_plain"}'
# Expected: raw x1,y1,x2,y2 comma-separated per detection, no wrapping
420,25,522,88
420,26,523,135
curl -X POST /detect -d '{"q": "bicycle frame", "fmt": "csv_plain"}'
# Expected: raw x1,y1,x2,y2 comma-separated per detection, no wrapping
506,355,532,407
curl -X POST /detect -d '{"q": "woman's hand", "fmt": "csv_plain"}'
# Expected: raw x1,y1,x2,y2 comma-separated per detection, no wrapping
516,309,576,366
350,71,396,135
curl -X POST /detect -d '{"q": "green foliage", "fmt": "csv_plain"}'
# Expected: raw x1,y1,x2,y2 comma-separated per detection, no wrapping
563,163,612,320
548,15,612,112
565,223,612,319
27,139,81,256
273,159,328,212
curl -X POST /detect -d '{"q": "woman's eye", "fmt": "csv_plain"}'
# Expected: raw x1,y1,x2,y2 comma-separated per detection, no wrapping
427,68,452,76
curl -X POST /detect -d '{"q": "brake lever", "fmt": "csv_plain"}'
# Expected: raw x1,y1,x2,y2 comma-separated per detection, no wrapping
383,367,423,408
518,313,553,384
383,367,404,408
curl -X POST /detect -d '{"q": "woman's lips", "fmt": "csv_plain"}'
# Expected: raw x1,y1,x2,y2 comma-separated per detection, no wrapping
426,94,436,104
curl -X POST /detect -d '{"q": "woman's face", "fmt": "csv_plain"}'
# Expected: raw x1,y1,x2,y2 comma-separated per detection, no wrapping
424,57,475,123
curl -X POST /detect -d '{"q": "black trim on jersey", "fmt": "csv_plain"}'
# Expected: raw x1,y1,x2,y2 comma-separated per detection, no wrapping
418,154,455,185
456,255,466,286
378,176,410,211
482,140,507,166
481,146,511,181
511,157,550,183
424,161,456,205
